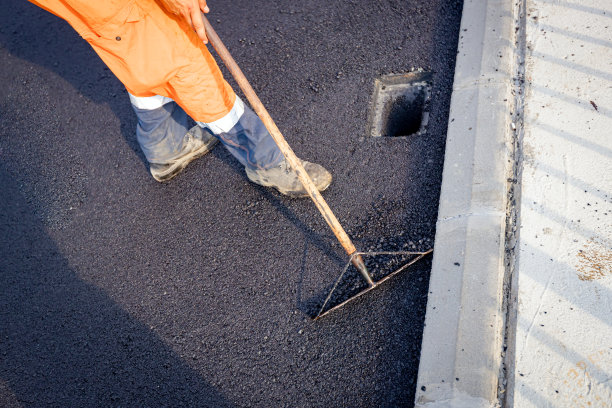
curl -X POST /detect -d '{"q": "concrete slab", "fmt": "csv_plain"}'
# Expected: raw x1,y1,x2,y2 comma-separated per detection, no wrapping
508,1,612,407
417,0,612,406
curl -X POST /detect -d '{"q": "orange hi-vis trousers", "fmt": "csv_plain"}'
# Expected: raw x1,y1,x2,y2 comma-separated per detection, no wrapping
28,0,236,123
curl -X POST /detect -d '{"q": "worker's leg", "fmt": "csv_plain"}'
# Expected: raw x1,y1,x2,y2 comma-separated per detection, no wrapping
129,91,283,180
29,0,329,193
75,0,331,193
196,96,283,170
129,94,218,182
133,90,331,195
194,96,331,197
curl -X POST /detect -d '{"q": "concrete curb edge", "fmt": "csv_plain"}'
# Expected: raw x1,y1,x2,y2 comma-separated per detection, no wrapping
414,0,517,407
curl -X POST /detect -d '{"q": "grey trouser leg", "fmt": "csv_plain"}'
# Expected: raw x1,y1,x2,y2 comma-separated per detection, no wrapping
131,94,283,169
199,103,283,171
132,100,193,165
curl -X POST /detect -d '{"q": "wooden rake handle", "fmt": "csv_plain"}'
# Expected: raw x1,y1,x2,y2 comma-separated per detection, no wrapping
201,15,372,284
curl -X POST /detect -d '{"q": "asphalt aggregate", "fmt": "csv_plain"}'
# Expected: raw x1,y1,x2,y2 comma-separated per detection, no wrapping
0,1,463,406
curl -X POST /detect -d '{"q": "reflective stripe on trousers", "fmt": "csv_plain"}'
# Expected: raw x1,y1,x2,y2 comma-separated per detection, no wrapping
130,94,283,170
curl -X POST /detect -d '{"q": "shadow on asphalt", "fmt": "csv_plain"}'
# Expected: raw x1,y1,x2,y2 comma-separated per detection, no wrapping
0,161,235,407
0,1,148,168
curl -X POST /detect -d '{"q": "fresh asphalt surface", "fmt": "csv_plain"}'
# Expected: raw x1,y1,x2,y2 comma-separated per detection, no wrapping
0,1,463,406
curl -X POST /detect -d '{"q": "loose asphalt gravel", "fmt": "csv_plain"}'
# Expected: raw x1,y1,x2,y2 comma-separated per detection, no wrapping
0,1,463,406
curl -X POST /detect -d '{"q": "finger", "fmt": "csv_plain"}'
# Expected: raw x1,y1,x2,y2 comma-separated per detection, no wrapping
182,9,193,29
199,0,209,13
190,7,208,43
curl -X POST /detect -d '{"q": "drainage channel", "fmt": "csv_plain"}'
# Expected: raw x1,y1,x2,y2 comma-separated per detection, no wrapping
367,71,433,138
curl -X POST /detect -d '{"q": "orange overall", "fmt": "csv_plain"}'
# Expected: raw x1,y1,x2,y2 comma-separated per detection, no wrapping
28,0,236,123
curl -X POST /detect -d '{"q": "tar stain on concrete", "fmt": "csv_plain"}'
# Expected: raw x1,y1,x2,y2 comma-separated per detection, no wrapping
576,240,612,281
0,0,464,406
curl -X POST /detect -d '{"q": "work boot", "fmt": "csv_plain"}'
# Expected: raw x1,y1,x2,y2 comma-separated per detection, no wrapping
245,158,332,197
149,127,219,182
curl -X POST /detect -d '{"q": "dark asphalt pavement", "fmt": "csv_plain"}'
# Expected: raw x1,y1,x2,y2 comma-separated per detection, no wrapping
0,1,463,406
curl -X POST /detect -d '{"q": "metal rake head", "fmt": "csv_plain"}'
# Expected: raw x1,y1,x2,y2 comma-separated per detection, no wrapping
314,249,433,320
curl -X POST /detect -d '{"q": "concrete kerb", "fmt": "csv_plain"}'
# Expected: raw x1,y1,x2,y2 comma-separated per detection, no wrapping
414,0,517,407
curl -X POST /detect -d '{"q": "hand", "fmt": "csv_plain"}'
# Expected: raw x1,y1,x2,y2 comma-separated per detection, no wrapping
159,0,210,43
